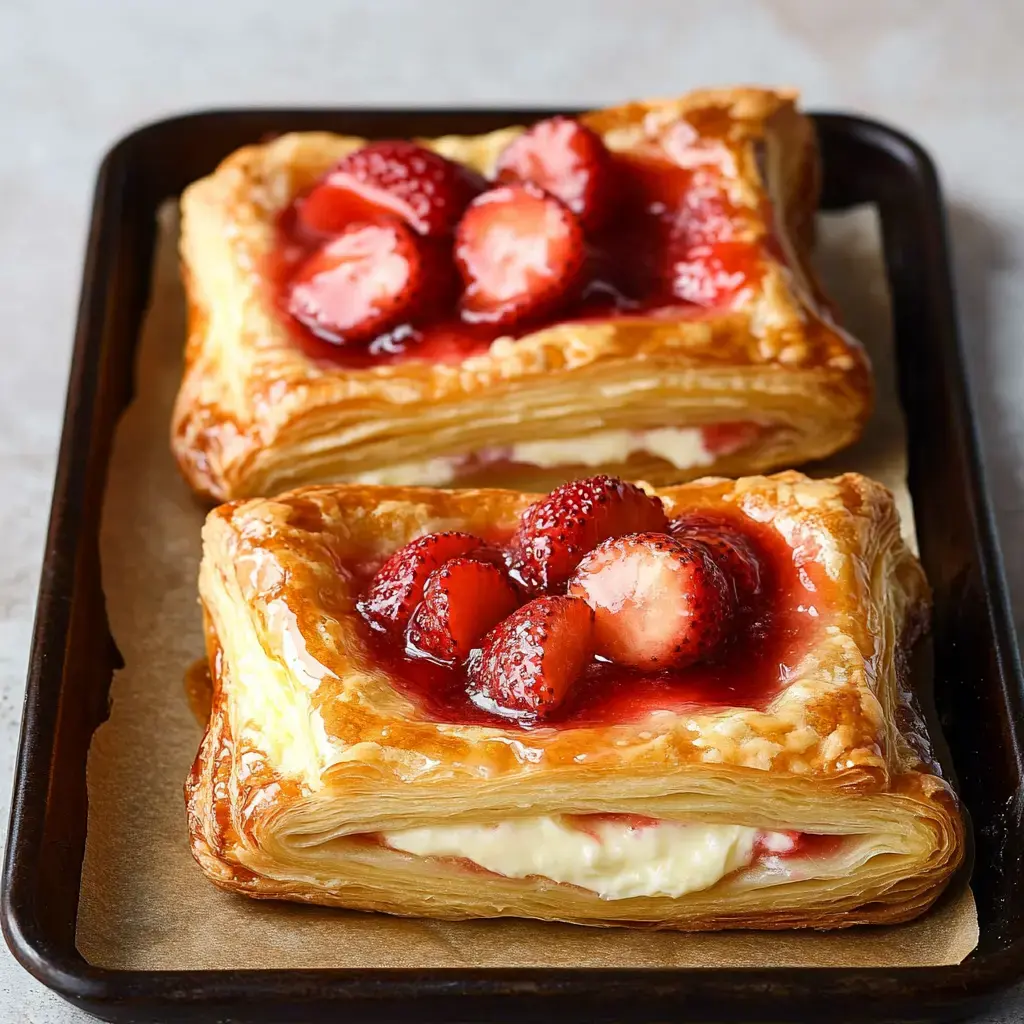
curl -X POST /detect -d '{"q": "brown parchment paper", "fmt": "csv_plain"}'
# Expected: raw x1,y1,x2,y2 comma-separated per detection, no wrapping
76,203,978,970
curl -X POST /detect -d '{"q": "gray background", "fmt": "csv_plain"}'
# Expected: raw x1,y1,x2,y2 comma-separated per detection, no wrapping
1,1,1021,1020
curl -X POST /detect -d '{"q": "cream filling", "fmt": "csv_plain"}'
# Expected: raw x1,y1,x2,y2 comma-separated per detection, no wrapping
346,426,715,487
383,815,792,899
350,457,463,487
508,426,714,471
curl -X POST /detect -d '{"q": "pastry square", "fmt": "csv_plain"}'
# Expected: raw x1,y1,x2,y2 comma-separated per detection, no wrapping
173,88,872,501
187,471,964,929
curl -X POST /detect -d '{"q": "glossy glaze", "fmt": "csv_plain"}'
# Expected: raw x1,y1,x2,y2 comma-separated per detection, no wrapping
356,510,822,730
197,475,906,784
268,130,767,368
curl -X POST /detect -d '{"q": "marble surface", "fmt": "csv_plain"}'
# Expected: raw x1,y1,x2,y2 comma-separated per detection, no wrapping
1,1,1022,1020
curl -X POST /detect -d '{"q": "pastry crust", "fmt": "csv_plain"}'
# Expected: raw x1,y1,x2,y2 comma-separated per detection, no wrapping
186,471,964,929
173,88,872,501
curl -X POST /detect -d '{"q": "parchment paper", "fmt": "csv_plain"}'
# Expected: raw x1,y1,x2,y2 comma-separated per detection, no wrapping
76,203,978,970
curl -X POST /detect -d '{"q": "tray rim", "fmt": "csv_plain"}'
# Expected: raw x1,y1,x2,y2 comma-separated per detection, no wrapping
3,105,1023,1023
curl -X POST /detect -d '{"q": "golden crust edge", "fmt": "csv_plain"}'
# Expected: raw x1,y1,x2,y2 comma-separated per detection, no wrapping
171,88,872,501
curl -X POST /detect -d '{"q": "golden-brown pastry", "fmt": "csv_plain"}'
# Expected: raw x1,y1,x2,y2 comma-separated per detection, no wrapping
173,88,872,502
186,471,963,929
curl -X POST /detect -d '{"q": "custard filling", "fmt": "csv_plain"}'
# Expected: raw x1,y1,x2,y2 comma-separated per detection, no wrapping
346,425,721,487
382,815,805,899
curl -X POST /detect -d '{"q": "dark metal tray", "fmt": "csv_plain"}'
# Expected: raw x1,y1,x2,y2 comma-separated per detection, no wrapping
3,108,1023,1023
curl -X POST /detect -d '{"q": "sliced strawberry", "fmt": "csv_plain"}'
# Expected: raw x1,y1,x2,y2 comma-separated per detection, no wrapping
454,183,586,328
295,181,379,238
508,475,668,593
668,513,764,607
287,221,453,345
567,532,731,669
610,155,757,304
495,116,615,231
287,221,417,343
672,183,743,249
625,158,741,247
407,557,520,664
665,239,760,308
299,141,485,237
469,596,594,719
357,531,488,634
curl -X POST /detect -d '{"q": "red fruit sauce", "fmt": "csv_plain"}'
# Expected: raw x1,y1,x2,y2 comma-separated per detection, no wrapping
357,510,823,730
266,123,768,370
564,813,663,838
567,817,846,862
769,832,848,860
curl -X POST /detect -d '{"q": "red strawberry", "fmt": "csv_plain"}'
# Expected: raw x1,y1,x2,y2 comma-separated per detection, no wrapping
295,182,373,238
454,183,585,328
298,141,485,237
357,532,488,633
469,596,594,719
407,557,520,664
668,513,763,607
495,116,615,231
508,476,668,593
567,532,731,669
670,183,742,249
665,239,760,308
610,156,757,304
287,221,453,345
621,156,740,245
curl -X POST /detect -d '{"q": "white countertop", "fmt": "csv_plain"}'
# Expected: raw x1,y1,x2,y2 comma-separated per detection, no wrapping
2,1,1022,1020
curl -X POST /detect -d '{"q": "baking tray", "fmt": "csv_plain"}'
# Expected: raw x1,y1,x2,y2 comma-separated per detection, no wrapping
3,108,1022,1023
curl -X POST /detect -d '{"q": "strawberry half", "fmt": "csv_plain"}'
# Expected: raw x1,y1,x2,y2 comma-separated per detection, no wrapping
469,596,594,720
610,156,756,304
620,156,741,246
298,140,485,237
454,182,586,328
287,221,453,345
665,239,760,308
495,116,615,231
508,475,668,593
357,532,488,634
567,532,731,669
669,513,764,608
407,557,520,664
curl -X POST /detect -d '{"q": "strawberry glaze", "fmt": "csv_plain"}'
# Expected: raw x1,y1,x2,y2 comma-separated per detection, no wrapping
267,140,768,370
357,509,821,730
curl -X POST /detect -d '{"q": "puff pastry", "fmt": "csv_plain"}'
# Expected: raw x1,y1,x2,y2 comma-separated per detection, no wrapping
186,471,964,929
173,88,872,501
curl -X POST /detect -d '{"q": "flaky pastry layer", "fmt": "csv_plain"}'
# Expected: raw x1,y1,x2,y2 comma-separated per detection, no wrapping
173,88,872,501
186,471,963,929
